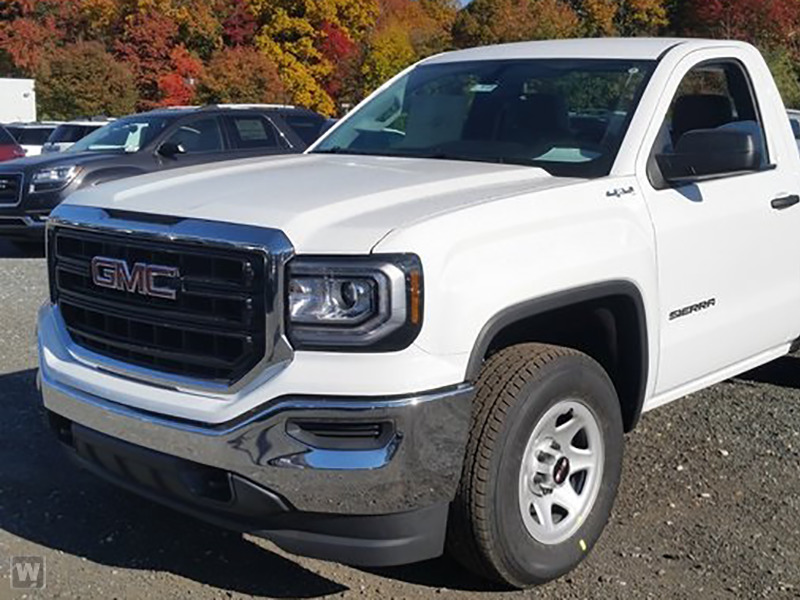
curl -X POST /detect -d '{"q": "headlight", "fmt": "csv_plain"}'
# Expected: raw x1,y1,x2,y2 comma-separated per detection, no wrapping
31,165,80,192
287,255,423,351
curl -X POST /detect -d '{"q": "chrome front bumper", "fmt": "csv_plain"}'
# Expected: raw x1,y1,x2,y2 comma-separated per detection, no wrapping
39,368,473,515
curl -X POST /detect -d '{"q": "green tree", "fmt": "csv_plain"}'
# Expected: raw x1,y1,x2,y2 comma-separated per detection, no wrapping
37,41,139,119
764,47,800,108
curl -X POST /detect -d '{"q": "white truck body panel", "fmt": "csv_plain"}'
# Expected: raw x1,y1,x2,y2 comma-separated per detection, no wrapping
67,154,580,255
38,38,800,424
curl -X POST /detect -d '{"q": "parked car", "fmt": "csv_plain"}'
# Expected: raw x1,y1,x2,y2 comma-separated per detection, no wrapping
0,104,325,247
0,124,25,163
40,119,112,154
4,122,61,156
38,38,797,588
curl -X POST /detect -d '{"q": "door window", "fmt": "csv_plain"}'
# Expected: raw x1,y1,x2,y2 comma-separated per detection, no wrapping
225,116,280,149
166,118,224,153
652,61,768,166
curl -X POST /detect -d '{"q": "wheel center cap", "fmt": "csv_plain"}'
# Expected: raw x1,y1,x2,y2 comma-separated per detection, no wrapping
553,456,570,485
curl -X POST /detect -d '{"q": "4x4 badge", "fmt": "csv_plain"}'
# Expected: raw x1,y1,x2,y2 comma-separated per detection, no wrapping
606,186,635,198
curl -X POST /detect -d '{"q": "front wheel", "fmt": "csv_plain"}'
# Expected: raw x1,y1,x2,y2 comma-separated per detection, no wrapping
447,343,624,588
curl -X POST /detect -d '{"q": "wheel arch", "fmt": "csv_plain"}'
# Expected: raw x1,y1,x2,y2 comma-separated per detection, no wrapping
465,281,649,432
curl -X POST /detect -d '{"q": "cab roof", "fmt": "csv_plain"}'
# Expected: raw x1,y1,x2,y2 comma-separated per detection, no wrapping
424,38,752,64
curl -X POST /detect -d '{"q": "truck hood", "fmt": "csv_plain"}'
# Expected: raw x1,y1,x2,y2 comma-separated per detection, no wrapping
66,153,581,253
0,149,128,172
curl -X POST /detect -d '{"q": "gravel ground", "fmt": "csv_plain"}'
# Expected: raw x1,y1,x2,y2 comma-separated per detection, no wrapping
0,239,798,600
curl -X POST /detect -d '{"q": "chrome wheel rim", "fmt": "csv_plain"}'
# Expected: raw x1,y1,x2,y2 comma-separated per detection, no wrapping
518,399,605,545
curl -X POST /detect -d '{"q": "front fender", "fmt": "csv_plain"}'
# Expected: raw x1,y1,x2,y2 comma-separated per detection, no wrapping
79,167,146,189
374,176,661,396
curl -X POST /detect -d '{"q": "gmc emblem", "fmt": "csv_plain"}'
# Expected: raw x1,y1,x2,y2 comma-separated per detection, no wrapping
91,256,180,300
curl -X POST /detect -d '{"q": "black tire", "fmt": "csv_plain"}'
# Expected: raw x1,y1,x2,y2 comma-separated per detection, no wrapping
447,343,624,588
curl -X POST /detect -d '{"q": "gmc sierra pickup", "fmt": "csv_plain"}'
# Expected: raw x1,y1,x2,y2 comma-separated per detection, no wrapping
36,38,800,588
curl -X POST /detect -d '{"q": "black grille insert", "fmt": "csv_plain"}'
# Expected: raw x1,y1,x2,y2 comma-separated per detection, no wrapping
0,173,22,205
50,226,269,385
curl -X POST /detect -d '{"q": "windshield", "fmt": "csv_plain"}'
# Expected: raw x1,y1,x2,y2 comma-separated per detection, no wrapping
49,124,99,144
314,59,654,177
0,126,16,145
68,116,171,154
7,127,54,145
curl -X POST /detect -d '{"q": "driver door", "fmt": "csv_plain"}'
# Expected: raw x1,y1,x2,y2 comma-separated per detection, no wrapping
640,53,800,397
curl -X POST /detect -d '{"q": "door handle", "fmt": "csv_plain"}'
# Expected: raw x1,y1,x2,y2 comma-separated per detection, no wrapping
771,195,800,210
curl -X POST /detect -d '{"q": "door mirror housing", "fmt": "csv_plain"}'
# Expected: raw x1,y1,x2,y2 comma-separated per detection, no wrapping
157,141,186,158
656,129,761,185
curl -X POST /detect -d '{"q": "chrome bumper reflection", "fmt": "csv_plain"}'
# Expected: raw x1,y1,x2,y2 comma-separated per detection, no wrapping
40,369,473,515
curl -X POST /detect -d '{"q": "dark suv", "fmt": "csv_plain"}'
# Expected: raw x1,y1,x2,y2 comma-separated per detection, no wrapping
0,105,325,246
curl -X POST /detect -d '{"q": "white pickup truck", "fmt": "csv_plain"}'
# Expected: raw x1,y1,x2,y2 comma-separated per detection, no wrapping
36,38,800,588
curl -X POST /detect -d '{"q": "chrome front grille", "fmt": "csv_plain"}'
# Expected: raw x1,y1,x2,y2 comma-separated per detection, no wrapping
48,206,293,391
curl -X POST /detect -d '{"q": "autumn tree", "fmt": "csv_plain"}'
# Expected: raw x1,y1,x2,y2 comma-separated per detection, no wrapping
196,46,288,103
684,0,800,107
169,0,225,58
0,0,75,75
453,0,581,47
683,0,800,47
37,41,138,119
361,22,417,93
355,0,458,101
250,0,379,114
317,21,361,101
617,0,669,35
566,0,668,36
219,0,258,46
156,45,204,106
377,0,458,56
114,8,181,108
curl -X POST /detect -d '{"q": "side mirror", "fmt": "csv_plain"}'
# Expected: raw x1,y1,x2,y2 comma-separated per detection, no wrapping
157,141,185,158
656,129,760,185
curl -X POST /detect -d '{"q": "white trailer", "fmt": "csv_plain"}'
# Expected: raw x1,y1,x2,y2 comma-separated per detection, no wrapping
0,78,36,122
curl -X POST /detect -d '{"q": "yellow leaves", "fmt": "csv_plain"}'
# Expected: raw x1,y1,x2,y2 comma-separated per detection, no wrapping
573,0,669,36
251,0,379,114
581,0,617,35
531,0,582,38
619,0,668,35
256,29,337,115
361,22,416,93
454,0,581,47
80,0,121,32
